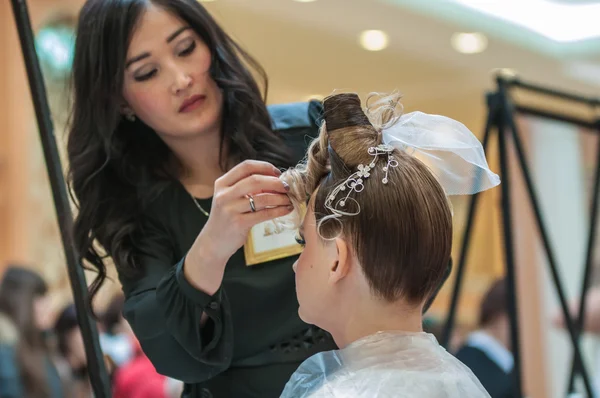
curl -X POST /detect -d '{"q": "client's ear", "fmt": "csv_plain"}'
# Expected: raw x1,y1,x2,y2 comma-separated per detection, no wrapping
329,237,351,284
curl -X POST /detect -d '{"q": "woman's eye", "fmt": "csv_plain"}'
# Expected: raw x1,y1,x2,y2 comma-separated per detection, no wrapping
134,69,157,82
179,41,196,57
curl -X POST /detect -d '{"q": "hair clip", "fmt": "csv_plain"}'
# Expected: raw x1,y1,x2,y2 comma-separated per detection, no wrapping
324,144,398,217
367,144,398,184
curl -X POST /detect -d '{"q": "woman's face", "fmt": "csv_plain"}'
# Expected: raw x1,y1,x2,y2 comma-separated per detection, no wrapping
33,294,53,331
293,195,340,327
66,327,87,369
122,6,223,139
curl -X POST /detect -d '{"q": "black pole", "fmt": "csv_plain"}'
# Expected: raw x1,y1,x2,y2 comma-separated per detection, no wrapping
567,122,600,394
496,83,524,398
441,92,497,349
514,106,598,131
498,79,595,397
503,77,600,107
9,1,112,397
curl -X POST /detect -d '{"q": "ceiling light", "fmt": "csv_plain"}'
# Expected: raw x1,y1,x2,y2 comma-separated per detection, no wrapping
359,30,389,52
35,25,75,80
449,0,600,42
451,32,488,54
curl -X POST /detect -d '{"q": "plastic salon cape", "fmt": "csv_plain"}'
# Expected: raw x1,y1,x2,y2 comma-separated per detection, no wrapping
280,331,491,398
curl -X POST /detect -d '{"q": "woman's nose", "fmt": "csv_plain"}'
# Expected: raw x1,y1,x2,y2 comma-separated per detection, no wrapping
171,69,193,95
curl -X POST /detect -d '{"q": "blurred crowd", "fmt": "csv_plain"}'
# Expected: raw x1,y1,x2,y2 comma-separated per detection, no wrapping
2,261,600,398
0,265,183,398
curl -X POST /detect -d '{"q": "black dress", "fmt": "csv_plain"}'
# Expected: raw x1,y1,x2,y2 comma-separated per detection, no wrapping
119,101,337,398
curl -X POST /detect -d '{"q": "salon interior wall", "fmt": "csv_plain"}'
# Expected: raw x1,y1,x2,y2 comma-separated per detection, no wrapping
2,0,600,396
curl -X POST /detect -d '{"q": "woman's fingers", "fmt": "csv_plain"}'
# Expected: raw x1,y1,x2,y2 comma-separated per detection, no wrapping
233,193,292,214
230,174,289,198
244,203,295,226
216,160,281,188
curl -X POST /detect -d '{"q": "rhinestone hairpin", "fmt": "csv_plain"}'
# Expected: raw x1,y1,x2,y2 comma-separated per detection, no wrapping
324,144,398,217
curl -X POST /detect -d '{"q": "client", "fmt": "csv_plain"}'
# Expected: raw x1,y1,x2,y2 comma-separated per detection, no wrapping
279,92,499,397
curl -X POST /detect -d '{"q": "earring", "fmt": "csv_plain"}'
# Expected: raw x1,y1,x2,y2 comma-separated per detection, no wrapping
125,112,136,122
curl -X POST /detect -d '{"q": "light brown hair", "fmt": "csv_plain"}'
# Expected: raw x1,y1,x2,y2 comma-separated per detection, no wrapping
283,92,452,304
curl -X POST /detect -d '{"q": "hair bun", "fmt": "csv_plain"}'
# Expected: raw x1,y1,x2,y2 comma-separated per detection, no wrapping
323,93,372,132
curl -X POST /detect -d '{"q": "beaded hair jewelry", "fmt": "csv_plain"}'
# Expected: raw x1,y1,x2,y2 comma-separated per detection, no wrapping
324,144,398,218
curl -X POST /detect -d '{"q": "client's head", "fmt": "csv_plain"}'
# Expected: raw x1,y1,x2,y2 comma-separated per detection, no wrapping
282,92,453,334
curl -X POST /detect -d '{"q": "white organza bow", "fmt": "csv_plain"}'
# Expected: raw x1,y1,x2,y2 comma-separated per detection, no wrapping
381,111,500,196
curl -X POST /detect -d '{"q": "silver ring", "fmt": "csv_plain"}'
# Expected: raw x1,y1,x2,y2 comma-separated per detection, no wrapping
248,195,256,212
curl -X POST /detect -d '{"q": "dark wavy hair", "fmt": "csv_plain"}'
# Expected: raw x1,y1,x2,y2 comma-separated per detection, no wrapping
67,0,291,312
0,266,50,397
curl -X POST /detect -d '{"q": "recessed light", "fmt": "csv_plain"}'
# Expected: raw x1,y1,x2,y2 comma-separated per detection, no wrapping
359,30,389,52
451,32,488,54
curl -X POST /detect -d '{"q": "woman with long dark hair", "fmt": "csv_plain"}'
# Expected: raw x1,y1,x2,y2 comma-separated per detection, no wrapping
0,266,64,398
67,0,336,396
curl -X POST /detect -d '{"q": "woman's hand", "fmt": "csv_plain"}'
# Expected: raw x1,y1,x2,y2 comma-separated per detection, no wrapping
184,160,292,295
201,160,292,260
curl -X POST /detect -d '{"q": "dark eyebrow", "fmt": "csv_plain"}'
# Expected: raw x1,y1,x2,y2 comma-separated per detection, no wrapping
126,53,150,69
166,26,191,43
126,27,191,69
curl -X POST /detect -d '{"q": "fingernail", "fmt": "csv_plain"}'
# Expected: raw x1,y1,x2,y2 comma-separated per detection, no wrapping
287,205,294,211
273,168,282,176
282,181,290,191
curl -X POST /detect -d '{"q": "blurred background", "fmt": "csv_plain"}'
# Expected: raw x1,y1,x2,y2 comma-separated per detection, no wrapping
1,0,600,397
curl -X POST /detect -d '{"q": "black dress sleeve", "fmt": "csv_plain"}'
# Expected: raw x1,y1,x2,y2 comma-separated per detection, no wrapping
120,218,233,383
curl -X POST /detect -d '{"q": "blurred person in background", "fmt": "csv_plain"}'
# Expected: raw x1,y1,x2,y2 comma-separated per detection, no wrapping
99,293,135,367
55,300,183,398
0,266,64,398
553,284,600,334
454,278,516,398
100,293,184,398
54,304,96,398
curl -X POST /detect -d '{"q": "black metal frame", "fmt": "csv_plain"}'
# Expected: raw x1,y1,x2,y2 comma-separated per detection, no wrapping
9,1,111,397
440,74,600,398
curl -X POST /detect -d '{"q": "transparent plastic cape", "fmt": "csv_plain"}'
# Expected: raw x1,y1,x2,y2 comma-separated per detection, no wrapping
280,331,491,398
